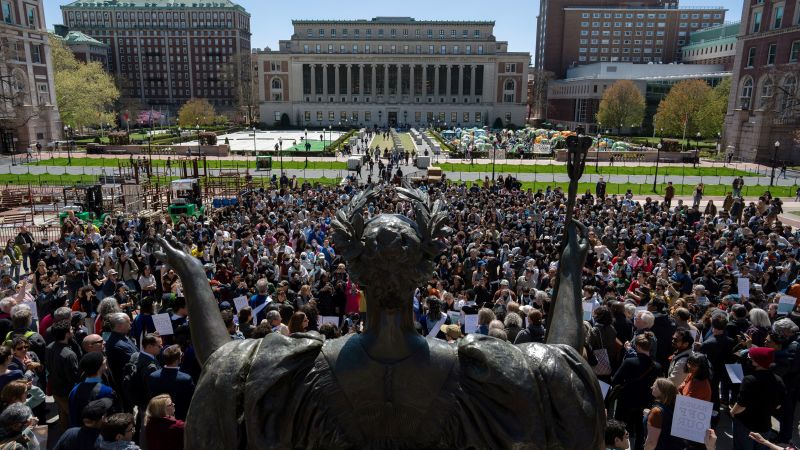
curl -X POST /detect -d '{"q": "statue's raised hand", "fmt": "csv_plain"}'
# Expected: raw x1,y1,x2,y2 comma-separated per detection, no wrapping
152,234,202,277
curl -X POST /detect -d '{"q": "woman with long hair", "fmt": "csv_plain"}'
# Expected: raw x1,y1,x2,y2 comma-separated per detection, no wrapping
644,378,682,450
144,394,185,450
287,312,309,335
678,354,712,401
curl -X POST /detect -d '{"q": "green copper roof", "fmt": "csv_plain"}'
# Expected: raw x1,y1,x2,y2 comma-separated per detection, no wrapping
61,0,248,14
57,30,108,47
687,22,740,45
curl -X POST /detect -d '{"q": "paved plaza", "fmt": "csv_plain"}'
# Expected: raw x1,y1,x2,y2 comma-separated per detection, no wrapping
175,129,346,153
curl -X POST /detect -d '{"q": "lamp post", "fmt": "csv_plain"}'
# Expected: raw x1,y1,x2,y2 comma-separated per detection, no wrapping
653,143,662,193
278,136,283,172
596,133,601,172
252,126,256,166
328,124,332,153
694,132,701,168
770,140,780,186
63,125,72,163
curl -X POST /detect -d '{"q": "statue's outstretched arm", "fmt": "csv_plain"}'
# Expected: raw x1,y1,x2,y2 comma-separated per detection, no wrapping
153,235,229,365
546,220,589,352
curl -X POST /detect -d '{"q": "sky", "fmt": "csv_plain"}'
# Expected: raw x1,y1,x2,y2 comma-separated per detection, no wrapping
45,0,744,63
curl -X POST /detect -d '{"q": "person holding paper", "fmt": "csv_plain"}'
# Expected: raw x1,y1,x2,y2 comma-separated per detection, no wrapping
643,378,683,450
730,347,786,450
769,318,800,443
612,333,661,450
699,315,737,413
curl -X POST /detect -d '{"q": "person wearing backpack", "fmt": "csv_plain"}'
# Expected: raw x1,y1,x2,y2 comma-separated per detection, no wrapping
68,352,117,428
5,309,45,364
123,333,162,439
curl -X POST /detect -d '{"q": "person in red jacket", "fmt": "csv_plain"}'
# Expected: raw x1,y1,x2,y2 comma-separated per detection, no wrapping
144,394,184,450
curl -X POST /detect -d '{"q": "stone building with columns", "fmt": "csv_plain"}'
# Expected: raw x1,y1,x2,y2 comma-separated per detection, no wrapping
254,17,530,129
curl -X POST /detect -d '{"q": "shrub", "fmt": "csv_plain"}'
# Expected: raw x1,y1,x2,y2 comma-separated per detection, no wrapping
108,132,129,145
198,132,218,145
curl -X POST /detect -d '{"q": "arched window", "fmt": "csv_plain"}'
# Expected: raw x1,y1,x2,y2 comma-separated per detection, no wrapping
739,77,753,110
781,75,797,114
271,78,282,90
503,79,515,103
759,76,773,109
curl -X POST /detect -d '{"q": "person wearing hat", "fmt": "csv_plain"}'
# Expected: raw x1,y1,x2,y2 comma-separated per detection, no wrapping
68,352,117,428
54,398,113,450
730,346,786,449
440,324,463,344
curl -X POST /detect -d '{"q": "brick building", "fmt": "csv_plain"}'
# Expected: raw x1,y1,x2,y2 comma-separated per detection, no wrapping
723,0,800,163
60,0,251,115
681,22,739,70
0,0,61,153
535,0,726,78
254,17,530,128
53,25,110,70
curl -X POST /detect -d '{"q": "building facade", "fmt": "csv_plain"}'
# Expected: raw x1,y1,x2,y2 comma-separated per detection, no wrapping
60,0,251,114
723,0,800,163
54,25,110,70
535,0,726,78
254,17,530,129
547,62,730,132
681,22,739,69
0,0,61,152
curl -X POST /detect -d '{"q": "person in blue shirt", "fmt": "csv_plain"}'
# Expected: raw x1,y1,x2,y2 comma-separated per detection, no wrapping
53,398,112,450
68,352,117,428
249,279,271,325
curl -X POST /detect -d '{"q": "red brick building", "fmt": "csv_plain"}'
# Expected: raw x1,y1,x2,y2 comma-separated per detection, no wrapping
723,0,800,163
60,0,251,114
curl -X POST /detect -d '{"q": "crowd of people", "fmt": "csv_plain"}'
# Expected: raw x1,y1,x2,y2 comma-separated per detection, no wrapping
0,163,797,449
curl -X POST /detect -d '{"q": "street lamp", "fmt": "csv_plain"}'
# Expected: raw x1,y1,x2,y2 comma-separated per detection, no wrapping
304,128,309,168
278,136,283,172
694,132,701,168
596,133,601,172
771,140,780,186
63,125,72,163
653,143,662,193
252,126,256,165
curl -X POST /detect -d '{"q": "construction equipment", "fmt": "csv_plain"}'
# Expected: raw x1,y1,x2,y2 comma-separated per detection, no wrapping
59,185,112,226
167,179,205,222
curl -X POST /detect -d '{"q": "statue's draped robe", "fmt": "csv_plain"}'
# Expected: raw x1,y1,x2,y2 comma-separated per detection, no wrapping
187,333,605,449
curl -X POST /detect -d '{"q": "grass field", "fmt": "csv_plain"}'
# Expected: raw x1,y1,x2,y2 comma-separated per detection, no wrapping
508,181,797,198
369,134,393,150
0,173,344,187
438,163,752,177
397,133,416,153
30,158,346,170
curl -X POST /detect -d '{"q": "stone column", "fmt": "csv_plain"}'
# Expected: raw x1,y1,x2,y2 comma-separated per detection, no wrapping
470,65,476,98
422,64,428,97
397,64,403,97
384,64,389,97
458,64,464,97
409,64,415,96
371,64,377,96
346,64,352,96
434,64,440,97
358,64,364,96
334,64,340,96
310,64,316,98
322,64,328,96
446,65,452,97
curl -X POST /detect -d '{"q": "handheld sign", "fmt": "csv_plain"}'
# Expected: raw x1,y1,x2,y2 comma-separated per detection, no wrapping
320,316,339,327
152,313,175,336
778,295,796,315
463,315,479,334
737,278,750,299
670,395,713,444
24,301,38,321
447,311,461,325
725,363,744,384
582,302,596,322
598,380,611,399
232,296,249,313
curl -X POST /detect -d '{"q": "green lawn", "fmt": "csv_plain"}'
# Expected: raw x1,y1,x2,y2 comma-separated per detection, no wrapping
504,181,797,198
0,173,344,187
397,133,416,154
440,163,752,177
369,134,394,150
30,157,346,171
284,139,328,152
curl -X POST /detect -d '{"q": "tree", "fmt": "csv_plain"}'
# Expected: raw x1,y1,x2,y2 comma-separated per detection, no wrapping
595,80,645,133
697,77,730,138
178,98,216,127
653,79,713,138
50,35,119,131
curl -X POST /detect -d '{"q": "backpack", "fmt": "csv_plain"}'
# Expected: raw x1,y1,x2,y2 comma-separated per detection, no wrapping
4,330,34,348
121,352,156,407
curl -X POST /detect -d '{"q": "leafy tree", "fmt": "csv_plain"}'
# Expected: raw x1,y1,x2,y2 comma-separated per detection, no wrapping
177,98,216,127
50,35,119,130
595,80,645,133
653,79,713,138
697,78,730,138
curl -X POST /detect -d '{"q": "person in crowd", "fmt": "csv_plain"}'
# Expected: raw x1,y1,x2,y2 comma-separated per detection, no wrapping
643,378,683,450
45,321,79,432
68,352,116,428
699,314,736,413
147,345,194,421
96,412,139,450
605,419,631,450
678,353,712,401
143,394,185,450
667,329,694,387
0,403,38,449
612,333,661,450
730,347,786,450
53,398,113,450
105,313,137,411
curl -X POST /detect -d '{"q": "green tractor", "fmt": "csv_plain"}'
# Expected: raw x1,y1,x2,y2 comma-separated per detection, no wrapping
168,179,205,223
59,185,111,227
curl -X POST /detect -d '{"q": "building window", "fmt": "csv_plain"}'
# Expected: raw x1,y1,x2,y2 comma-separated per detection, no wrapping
328,111,335,121
773,5,784,29
759,77,773,108
365,111,371,122
790,41,800,62
739,77,753,109
780,75,797,111
31,45,41,64
503,79,515,103
767,43,777,64
475,112,482,123
752,11,762,32
25,5,36,28
747,47,757,66
505,63,516,73
477,45,483,54
274,112,281,122
304,111,311,121
1,1,13,24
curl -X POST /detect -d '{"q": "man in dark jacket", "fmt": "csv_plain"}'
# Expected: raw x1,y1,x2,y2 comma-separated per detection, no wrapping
105,313,137,412
770,318,800,442
52,398,112,450
648,300,676,373
699,314,737,413
127,333,162,438
514,309,546,344
147,344,195,420
730,347,785,450
45,321,80,432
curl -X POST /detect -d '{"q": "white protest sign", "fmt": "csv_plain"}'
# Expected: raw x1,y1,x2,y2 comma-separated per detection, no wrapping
599,380,611,399
635,306,647,314
464,314,479,334
725,363,744,384
737,278,750,298
320,316,339,327
778,295,796,315
151,313,174,336
447,311,462,325
670,395,713,444
582,302,596,322
24,301,38,321
232,296,249,313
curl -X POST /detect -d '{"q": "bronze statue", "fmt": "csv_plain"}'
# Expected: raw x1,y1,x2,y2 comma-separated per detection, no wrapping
154,166,604,448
